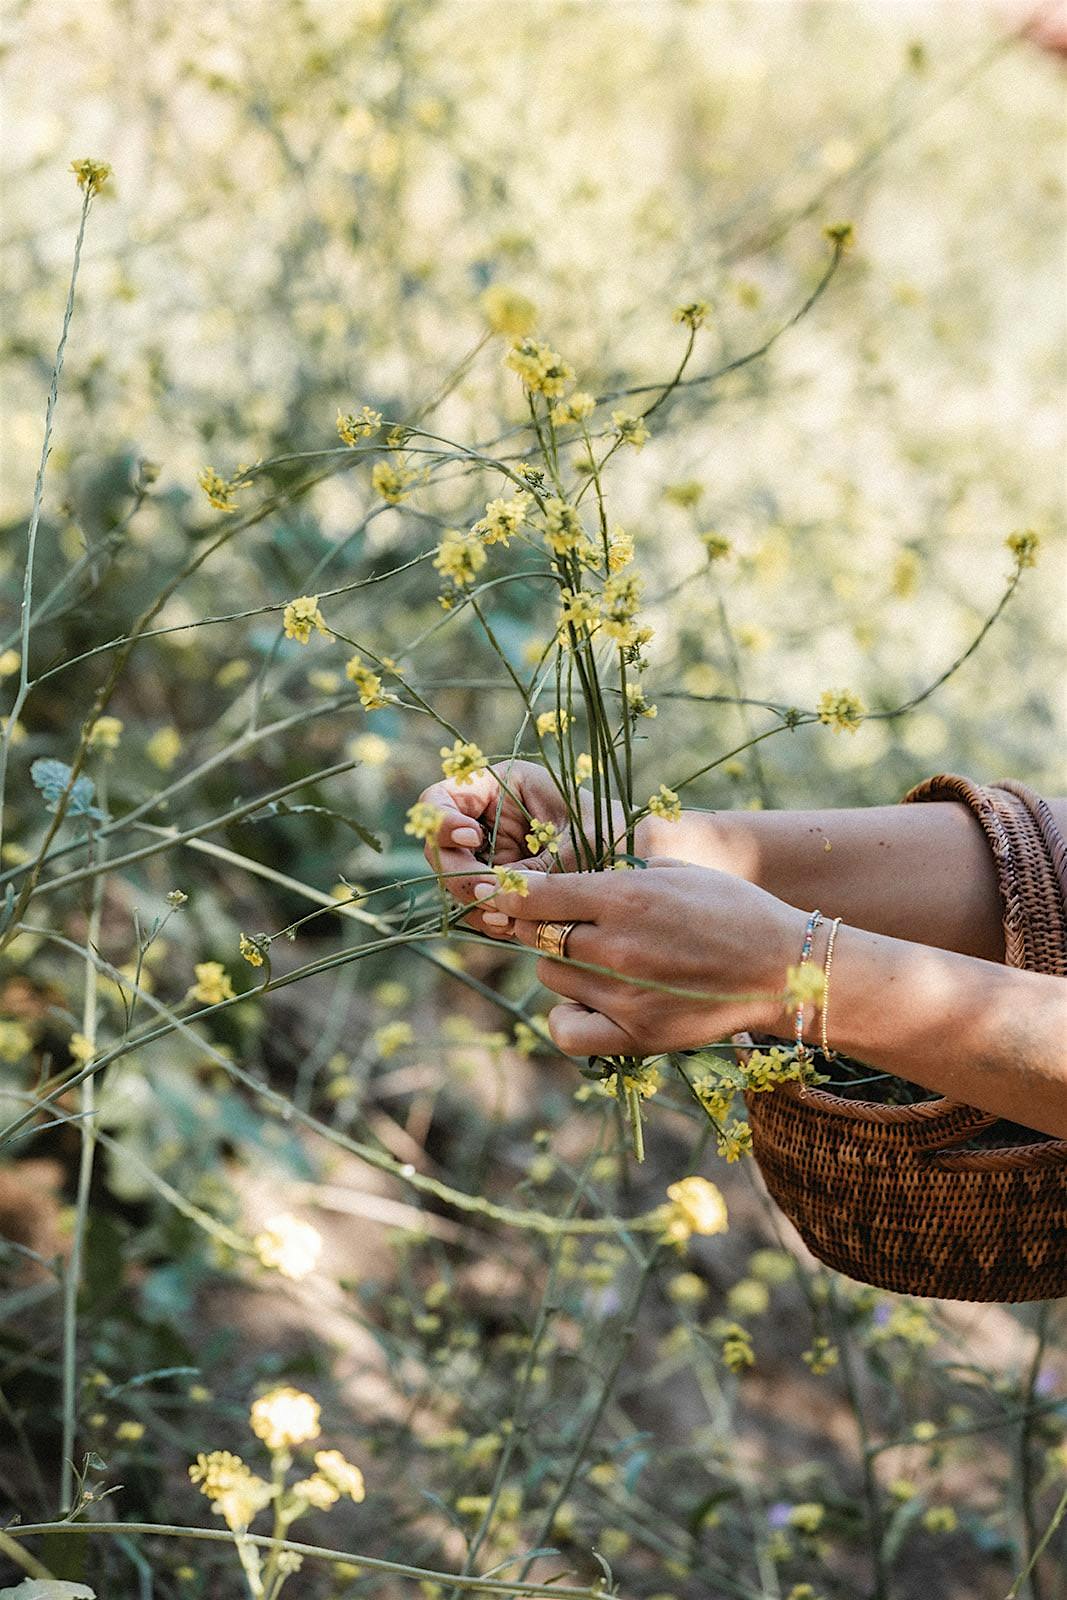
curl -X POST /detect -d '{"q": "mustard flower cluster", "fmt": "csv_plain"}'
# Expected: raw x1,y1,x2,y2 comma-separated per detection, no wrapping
471,492,530,547
433,528,487,600
672,299,710,329
71,157,111,194
504,336,575,397
282,596,330,645
239,933,268,968
87,715,123,750
492,865,529,896
189,1449,273,1531
405,800,445,841
611,410,650,450
336,405,383,444
480,284,537,338
198,465,252,513
524,818,560,856
371,459,417,503
1007,528,1040,568
345,654,387,709
535,709,572,738
647,784,682,822
440,739,487,785
187,962,235,1005
603,1061,662,1101
659,1176,729,1245
550,390,597,426
253,1214,323,1280
816,687,865,734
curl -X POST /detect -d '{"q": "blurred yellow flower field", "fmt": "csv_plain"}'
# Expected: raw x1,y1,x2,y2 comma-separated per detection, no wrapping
0,2,1064,1597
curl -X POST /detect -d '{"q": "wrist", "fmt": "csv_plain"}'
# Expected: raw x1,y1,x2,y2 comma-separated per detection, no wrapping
749,901,817,1039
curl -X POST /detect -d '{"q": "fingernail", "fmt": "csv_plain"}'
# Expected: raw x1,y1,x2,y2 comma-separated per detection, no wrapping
473,882,497,901
483,912,510,929
453,826,481,846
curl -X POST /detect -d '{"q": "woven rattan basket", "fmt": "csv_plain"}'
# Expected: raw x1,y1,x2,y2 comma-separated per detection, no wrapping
739,775,1067,1304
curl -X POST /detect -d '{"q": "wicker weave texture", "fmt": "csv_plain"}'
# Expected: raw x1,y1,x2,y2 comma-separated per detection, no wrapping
743,773,1067,1304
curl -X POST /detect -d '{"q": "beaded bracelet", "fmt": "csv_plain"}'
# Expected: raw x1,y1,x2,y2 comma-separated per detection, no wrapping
820,916,842,1060
794,908,823,1059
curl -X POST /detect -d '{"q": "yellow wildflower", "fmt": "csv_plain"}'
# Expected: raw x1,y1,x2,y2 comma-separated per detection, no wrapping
543,497,587,556
187,962,235,1005
375,1020,414,1058
661,1176,728,1244
667,1271,708,1305
727,1278,770,1317
816,688,865,734
716,1119,752,1163
625,682,656,718
784,962,825,1010
788,1502,825,1534
536,708,572,738
647,784,682,822
405,801,444,842
345,654,388,710
349,732,389,765
116,1420,146,1442
146,727,181,770
336,406,382,444
238,933,267,968
921,1506,958,1534
472,493,530,547
719,1321,755,1373
611,410,650,449
607,526,635,571
603,1062,661,1100
283,596,330,645
550,391,596,425
292,1474,338,1509
574,751,593,784
701,531,732,560
314,1449,366,1502
480,285,537,338
71,158,111,194
525,819,560,856
824,220,855,248
253,1214,323,1280
434,529,486,587
505,337,574,397
492,865,529,896
87,715,123,750
440,739,487,785
802,1336,839,1374
189,1450,274,1531
249,1387,321,1452
0,648,19,677
371,459,416,503
197,467,242,513
1007,529,1040,568
672,300,709,329
69,1031,95,1064
557,587,601,634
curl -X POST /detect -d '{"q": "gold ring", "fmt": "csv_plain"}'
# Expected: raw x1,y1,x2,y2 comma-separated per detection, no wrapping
535,920,578,959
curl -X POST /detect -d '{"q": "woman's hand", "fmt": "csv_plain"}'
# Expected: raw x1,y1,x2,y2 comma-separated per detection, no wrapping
416,760,652,933
469,858,805,1056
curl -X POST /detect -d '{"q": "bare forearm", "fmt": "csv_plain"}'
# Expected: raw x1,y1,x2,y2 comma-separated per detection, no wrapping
643,801,1052,963
801,916,1067,1140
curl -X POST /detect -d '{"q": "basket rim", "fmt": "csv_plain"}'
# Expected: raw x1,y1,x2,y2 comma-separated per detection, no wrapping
733,1033,1067,1161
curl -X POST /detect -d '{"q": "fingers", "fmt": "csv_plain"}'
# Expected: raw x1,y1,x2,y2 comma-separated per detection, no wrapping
479,866,630,924
547,1001,634,1058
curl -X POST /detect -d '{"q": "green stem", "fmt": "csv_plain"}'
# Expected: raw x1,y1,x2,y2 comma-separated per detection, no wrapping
2,1520,607,1597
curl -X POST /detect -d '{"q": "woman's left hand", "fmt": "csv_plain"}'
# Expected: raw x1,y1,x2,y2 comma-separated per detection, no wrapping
473,858,806,1056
